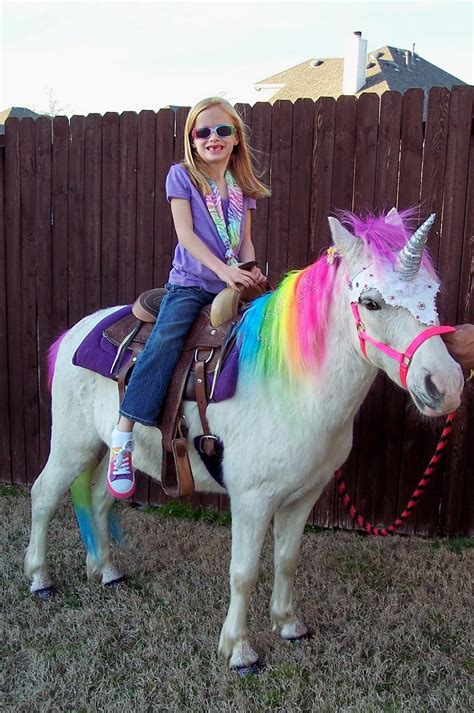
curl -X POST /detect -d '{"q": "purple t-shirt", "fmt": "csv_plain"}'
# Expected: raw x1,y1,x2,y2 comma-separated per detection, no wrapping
165,163,257,294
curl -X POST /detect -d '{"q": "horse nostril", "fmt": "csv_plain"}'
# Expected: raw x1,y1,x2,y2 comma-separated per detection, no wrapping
424,373,442,401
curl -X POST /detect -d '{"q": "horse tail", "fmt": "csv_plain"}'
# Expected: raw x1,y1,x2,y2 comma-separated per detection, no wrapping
70,466,99,562
70,464,127,564
47,331,69,391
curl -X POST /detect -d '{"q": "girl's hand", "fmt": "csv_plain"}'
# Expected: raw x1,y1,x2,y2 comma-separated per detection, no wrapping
442,323,474,371
217,264,257,291
249,265,266,285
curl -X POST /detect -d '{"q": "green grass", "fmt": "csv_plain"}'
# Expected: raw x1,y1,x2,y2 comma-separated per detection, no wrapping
0,483,28,497
432,536,474,555
2,484,473,712
143,499,232,526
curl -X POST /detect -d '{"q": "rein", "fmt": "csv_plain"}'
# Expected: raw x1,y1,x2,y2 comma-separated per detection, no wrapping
335,411,456,536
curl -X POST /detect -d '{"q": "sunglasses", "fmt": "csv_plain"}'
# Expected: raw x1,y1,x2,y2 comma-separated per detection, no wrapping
192,124,236,140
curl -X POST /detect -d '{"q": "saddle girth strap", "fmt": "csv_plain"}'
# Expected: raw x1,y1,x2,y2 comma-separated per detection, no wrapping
194,359,216,457
161,411,194,498
117,352,139,403
159,346,197,498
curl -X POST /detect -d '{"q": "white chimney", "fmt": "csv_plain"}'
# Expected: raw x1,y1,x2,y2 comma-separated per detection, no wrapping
343,31,368,95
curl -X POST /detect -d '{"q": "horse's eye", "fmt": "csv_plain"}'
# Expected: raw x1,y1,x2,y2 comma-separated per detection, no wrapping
361,299,381,311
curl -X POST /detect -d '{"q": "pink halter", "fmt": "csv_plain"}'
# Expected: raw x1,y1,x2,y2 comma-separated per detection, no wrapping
350,302,456,389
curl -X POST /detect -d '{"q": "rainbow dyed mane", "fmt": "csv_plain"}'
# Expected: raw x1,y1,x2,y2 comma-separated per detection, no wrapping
237,209,436,381
237,255,340,380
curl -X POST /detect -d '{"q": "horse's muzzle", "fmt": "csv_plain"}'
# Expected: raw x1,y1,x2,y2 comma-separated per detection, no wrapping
410,367,463,416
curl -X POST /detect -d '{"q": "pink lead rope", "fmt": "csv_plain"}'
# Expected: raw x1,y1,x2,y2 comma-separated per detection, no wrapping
335,411,456,536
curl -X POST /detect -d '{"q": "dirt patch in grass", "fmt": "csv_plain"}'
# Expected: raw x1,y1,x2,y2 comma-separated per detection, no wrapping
1,485,472,712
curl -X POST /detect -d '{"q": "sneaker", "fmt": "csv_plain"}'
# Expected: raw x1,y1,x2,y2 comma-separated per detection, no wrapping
107,439,136,499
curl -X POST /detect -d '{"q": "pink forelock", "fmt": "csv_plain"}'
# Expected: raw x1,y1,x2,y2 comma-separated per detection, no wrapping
297,257,340,369
338,209,436,274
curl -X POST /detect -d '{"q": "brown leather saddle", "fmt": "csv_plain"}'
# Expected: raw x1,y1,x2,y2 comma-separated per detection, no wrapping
103,278,265,499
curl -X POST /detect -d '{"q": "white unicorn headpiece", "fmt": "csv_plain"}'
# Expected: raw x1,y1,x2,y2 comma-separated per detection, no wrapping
347,209,440,325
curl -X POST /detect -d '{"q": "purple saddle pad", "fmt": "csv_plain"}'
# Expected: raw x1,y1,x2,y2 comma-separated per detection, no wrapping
72,306,239,402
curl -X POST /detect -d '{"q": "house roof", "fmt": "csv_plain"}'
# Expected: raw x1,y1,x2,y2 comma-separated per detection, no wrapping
0,107,40,134
255,46,467,103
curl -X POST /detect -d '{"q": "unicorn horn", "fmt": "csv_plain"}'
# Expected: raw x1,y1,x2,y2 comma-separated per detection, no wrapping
395,213,436,280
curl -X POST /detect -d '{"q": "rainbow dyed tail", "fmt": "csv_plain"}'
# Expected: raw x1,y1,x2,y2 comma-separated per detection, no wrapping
70,464,127,563
70,466,99,560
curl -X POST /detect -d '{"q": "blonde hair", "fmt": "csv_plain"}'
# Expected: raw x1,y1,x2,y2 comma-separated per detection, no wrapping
182,97,271,199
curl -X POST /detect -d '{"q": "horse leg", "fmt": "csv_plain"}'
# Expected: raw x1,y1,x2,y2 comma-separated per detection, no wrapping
86,455,126,586
270,486,324,639
24,445,100,595
218,496,273,670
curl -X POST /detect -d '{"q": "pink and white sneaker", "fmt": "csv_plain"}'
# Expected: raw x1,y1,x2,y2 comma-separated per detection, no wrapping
107,440,136,499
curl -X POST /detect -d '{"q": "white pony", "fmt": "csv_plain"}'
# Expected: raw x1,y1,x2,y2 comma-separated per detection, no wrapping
25,210,463,671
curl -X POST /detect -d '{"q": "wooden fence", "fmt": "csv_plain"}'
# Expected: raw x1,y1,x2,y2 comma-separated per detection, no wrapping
0,86,472,535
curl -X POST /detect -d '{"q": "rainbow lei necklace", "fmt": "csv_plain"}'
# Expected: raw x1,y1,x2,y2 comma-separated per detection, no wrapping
205,170,243,265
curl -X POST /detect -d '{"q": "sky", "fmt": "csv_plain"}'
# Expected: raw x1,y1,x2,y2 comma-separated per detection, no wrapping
1,0,472,116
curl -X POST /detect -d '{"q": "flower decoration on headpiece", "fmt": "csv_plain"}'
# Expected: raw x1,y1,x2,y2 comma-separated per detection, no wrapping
326,247,338,265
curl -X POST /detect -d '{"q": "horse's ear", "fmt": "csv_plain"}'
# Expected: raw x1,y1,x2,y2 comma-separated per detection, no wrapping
328,217,364,266
385,207,404,228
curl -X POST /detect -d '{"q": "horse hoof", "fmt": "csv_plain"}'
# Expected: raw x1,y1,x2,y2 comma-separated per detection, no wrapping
104,574,128,587
32,586,58,600
232,660,261,676
286,628,313,642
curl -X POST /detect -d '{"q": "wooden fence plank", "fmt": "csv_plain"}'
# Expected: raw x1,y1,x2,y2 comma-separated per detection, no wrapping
374,91,402,212
20,118,40,484
353,92,379,213
136,110,156,296
35,116,53,470
398,88,424,211
101,112,120,308
0,144,12,483
84,114,102,316
153,108,175,289
456,112,474,536
420,87,451,266
248,102,272,273
438,85,473,535
170,107,189,263
4,119,25,484
340,94,380,531
309,96,335,528
308,97,335,263
267,100,293,284
391,89,426,534
332,94,357,212
133,110,157,505
118,112,137,305
51,117,69,337
342,93,382,530
371,92,404,530
68,115,86,326
149,109,175,508
288,99,315,270
330,94,358,528
413,87,453,534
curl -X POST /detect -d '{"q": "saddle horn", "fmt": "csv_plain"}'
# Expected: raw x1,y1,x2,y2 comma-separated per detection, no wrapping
395,213,436,281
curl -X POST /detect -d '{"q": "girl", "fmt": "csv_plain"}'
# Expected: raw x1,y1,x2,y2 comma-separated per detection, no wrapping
107,97,271,498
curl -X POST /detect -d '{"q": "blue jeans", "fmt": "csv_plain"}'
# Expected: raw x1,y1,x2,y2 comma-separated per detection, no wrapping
119,283,217,426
